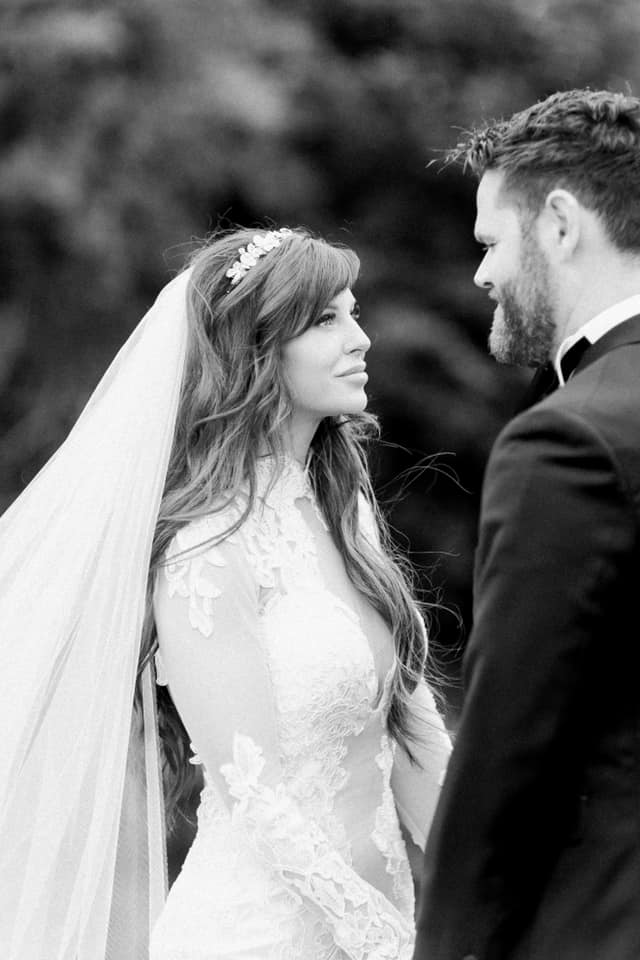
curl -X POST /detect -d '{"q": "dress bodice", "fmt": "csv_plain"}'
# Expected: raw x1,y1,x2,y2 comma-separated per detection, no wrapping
152,458,450,960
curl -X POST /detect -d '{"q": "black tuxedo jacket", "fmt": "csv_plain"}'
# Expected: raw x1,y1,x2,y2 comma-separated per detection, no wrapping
414,316,640,960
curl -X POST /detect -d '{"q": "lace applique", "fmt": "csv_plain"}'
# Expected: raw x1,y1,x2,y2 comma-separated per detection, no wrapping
373,735,415,918
164,512,240,637
161,459,322,632
220,734,414,960
255,457,328,531
241,460,323,600
262,587,379,858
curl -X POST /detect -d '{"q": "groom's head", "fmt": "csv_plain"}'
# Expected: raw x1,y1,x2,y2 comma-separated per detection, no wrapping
451,89,640,366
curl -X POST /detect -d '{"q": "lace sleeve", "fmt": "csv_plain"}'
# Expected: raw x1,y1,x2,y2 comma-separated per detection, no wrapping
391,680,452,852
153,518,414,960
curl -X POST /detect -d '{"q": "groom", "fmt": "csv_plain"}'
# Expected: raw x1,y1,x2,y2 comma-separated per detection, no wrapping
414,88,640,959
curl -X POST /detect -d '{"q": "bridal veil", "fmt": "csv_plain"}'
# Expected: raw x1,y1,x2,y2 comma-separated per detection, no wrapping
0,269,191,959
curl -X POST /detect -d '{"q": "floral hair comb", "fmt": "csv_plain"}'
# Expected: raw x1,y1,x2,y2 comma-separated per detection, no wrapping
225,228,293,286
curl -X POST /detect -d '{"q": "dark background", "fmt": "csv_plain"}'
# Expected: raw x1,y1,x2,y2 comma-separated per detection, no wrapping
3,0,640,722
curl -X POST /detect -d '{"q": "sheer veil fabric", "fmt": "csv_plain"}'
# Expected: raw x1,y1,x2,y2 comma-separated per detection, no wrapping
0,269,191,959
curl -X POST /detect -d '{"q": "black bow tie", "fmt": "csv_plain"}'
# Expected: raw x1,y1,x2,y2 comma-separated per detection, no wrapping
516,336,591,413
515,363,558,413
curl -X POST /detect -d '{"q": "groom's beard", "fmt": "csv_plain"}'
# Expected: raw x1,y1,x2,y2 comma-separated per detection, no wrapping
489,238,557,368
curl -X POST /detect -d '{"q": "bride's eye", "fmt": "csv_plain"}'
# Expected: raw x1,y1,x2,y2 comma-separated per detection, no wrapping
351,302,361,321
316,311,336,326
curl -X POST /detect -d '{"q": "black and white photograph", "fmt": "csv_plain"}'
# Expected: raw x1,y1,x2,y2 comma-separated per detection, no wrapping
2,2,640,958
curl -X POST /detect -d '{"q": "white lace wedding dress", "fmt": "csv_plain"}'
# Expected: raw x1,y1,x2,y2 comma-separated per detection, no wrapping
150,459,450,960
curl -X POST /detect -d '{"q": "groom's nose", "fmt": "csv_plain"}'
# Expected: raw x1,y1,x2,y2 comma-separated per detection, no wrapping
474,258,493,290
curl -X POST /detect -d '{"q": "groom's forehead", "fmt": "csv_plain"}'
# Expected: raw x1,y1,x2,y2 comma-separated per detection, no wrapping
475,170,519,238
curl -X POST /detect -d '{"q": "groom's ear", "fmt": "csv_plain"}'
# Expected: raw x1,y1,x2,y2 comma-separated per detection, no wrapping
538,188,581,261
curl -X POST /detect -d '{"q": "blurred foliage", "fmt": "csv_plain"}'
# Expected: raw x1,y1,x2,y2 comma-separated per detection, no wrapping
3,0,640,701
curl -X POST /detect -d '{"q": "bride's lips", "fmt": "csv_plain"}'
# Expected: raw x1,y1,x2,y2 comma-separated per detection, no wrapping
336,364,367,378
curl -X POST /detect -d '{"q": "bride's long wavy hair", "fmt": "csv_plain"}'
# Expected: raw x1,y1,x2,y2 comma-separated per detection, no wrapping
139,226,431,825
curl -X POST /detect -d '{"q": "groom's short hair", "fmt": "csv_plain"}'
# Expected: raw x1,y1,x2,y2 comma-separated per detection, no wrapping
449,88,640,251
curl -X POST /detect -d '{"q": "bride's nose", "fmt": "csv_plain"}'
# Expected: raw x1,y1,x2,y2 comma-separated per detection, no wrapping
345,318,371,355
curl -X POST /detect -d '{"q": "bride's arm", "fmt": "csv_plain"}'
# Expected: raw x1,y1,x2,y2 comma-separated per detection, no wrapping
153,519,413,960
391,679,452,853
356,492,452,852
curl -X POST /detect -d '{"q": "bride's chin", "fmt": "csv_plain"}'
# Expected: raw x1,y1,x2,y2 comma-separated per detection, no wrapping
341,395,369,415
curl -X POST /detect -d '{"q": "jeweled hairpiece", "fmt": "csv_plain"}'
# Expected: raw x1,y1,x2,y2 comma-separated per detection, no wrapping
225,228,293,286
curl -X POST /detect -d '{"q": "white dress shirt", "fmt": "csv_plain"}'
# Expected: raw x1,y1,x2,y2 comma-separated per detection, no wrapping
554,294,640,386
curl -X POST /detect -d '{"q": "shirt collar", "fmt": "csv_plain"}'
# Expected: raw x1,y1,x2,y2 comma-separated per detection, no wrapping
554,293,640,385
255,455,314,505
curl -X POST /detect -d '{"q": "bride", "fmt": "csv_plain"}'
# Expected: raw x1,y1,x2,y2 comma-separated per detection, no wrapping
0,226,450,959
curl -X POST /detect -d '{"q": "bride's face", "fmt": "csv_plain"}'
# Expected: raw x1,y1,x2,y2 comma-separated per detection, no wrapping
281,288,370,424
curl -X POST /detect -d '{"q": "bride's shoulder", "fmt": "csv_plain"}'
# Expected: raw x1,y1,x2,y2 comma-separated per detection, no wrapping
165,492,249,564
154,494,259,644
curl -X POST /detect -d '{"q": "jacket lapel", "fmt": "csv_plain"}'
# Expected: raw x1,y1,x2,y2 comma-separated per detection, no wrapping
573,312,640,377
